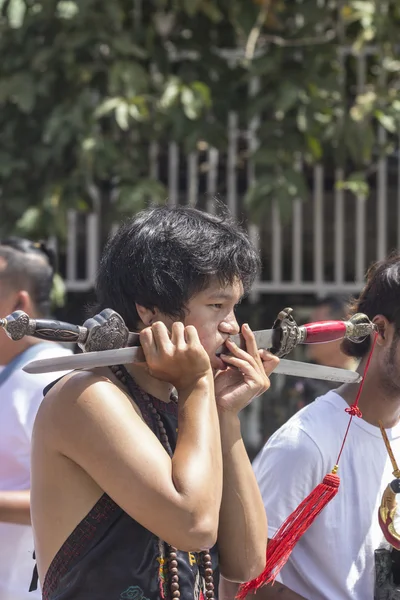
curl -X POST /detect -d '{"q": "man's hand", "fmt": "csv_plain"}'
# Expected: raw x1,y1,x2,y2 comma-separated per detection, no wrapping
140,321,212,391
214,324,279,413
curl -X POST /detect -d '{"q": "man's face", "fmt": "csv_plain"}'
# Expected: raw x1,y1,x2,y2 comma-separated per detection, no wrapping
177,278,243,370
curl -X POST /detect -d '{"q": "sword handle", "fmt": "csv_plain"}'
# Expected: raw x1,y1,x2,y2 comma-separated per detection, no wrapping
0,310,85,343
0,309,135,352
301,313,376,344
271,309,376,357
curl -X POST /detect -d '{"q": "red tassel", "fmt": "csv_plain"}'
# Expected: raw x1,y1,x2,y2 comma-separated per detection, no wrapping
236,471,340,599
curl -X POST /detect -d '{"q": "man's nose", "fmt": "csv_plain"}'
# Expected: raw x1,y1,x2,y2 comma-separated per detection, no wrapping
219,313,240,336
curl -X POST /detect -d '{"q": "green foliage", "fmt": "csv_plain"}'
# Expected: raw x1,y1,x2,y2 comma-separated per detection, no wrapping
0,0,399,236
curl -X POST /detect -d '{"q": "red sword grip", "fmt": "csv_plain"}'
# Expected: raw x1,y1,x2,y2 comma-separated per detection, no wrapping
301,320,348,344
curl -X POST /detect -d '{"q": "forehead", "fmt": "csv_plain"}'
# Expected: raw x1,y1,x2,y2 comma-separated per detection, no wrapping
199,277,244,301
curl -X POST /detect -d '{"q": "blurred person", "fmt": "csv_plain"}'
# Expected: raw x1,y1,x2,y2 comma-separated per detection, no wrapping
0,238,72,600
221,253,400,599
28,206,279,600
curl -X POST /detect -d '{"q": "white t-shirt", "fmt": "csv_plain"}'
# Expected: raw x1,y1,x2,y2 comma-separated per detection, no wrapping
0,343,72,600
253,390,400,600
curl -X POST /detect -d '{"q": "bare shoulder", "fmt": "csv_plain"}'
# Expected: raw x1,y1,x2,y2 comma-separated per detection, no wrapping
34,368,142,451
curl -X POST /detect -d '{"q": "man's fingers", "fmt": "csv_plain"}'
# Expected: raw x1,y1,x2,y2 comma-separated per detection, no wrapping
151,321,172,350
225,337,258,368
170,321,185,348
240,323,260,359
259,349,280,376
184,324,201,345
139,327,155,356
220,354,254,375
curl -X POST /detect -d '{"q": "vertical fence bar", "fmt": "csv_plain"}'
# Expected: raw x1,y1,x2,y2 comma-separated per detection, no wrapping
292,157,303,284
272,201,282,284
398,135,400,250
227,111,238,217
313,165,324,292
206,147,219,214
247,77,261,302
292,199,303,284
168,142,179,206
66,210,77,282
355,51,367,282
334,168,345,285
149,141,159,180
188,151,198,207
377,124,388,260
355,196,366,283
86,213,99,285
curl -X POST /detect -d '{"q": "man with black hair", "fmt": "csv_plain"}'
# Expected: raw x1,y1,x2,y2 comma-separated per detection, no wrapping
29,206,279,600
0,238,72,600
222,253,400,599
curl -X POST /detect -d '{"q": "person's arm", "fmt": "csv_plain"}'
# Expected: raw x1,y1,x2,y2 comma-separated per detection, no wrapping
214,326,279,582
0,490,31,525
219,577,307,599
41,322,223,552
216,412,268,582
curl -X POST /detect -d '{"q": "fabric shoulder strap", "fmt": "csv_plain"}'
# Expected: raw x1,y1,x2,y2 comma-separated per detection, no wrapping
0,342,56,388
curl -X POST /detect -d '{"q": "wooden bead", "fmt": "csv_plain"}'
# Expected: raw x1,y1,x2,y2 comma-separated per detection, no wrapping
171,575,179,583
171,583,179,592
206,591,214,599
172,591,180,598
206,582,214,591
205,568,213,577
169,560,178,569
170,567,178,575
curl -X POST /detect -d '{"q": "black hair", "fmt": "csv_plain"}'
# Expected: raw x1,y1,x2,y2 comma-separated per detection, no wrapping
341,252,400,358
0,237,55,317
95,205,260,330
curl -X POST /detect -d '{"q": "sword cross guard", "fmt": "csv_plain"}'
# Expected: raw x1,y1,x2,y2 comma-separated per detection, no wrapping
270,307,306,358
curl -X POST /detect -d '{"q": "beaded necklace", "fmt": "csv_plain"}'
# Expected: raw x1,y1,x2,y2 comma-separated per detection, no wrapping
110,364,216,600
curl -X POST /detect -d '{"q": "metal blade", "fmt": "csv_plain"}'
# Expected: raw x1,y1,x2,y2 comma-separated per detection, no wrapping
273,359,361,383
218,329,274,353
23,346,361,383
23,347,145,374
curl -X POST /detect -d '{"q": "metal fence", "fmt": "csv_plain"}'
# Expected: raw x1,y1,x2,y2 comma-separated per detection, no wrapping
63,46,400,297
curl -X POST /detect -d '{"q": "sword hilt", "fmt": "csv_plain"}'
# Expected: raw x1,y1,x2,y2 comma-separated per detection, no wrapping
0,309,139,352
271,308,377,358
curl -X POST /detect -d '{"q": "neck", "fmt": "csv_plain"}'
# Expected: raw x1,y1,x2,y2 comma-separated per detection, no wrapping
337,362,400,429
0,333,42,366
125,364,174,403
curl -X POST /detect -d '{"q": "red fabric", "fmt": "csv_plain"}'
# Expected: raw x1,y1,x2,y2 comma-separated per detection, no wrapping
236,473,340,599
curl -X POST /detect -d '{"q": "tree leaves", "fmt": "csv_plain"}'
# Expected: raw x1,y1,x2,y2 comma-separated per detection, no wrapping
0,0,399,243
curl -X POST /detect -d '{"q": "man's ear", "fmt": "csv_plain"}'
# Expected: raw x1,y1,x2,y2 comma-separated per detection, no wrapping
135,303,157,327
14,290,33,314
372,314,391,345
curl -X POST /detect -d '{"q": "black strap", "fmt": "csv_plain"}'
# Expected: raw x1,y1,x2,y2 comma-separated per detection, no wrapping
29,551,38,592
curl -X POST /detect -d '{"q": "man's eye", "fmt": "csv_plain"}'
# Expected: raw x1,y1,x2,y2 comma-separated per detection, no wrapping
209,304,222,309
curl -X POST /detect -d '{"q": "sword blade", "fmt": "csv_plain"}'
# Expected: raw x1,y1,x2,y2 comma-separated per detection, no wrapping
22,347,361,383
220,329,274,352
274,359,361,383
